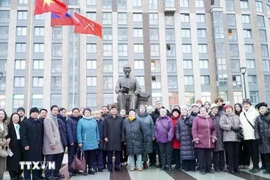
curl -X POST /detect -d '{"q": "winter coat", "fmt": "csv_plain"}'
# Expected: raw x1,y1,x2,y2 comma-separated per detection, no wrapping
136,113,154,153
77,117,100,151
57,114,68,147
190,111,198,117
96,118,104,150
20,118,43,161
152,108,171,124
218,105,225,116
155,116,174,143
122,117,147,155
43,113,64,155
209,112,224,152
254,112,270,154
220,112,241,142
192,114,217,149
171,115,181,149
176,115,196,160
104,115,123,151
240,106,259,140
66,115,80,144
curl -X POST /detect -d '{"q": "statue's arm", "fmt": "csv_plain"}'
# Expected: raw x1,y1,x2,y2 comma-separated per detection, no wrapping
135,79,141,95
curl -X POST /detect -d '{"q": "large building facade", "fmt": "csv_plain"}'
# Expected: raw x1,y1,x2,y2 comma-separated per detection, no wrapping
0,0,270,114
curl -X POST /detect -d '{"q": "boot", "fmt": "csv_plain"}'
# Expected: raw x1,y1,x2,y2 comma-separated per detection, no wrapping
143,162,148,169
88,168,96,175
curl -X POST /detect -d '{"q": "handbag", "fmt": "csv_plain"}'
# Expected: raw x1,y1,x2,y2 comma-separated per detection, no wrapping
71,148,86,171
237,129,244,141
0,145,9,158
243,113,254,129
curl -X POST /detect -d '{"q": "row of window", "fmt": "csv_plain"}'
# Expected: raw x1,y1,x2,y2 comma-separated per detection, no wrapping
228,14,266,27
227,0,268,13
229,44,269,57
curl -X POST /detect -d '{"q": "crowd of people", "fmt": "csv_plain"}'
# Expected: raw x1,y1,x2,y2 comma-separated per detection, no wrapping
0,97,269,179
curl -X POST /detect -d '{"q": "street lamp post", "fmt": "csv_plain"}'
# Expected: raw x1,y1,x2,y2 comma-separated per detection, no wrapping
240,67,247,99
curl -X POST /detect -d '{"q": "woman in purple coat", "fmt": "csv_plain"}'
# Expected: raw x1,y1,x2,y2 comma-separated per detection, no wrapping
155,108,174,171
192,107,217,175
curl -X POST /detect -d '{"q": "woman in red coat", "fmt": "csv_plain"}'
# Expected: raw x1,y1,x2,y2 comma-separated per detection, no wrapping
171,108,181,170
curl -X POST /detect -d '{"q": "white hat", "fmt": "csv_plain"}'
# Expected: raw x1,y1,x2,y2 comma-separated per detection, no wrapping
191,103,200,108
181,105,189,111
210,103,218,110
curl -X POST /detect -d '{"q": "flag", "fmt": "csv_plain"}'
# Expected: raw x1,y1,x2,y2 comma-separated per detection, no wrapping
34,0,68,16
51,13,79,26
74,12,102,38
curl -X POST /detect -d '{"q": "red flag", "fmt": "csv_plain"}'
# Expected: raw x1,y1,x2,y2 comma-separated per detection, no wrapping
74,12,102,38
34,0,68,16
51,13,79,26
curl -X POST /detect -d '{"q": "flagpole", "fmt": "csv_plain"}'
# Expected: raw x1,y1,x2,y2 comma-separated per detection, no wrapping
72,8,76,109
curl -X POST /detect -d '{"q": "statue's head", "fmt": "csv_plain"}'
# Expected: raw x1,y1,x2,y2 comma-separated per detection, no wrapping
123,65,131,78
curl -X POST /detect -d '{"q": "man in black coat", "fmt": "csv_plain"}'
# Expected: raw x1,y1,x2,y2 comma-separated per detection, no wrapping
104,104,123,172
20,107,43,180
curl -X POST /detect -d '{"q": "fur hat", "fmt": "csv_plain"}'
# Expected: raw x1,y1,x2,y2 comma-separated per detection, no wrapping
29,107,39,115
171,108,181,115
255,102,268,110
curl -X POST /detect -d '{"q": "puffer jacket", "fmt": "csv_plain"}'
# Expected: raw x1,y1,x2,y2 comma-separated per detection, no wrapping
155,115,174,143
220,112,241,142
254,111,270,154
240,106,259,140
66,115,80,144
209,112,224,152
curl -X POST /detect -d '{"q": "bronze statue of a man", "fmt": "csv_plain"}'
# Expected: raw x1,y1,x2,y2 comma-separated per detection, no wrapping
115,65,141,111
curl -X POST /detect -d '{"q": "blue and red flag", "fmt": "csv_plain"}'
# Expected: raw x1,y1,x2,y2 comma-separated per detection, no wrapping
51,13,78,26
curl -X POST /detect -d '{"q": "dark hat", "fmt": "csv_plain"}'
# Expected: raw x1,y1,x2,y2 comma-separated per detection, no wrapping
171,108,181,115
214,98,224,104
111,104,118,110
29,107,39,115
223,104,234,111
255,102,268,110
83,107,91,115
17,107,25,113
128,109,136,113
242,99,252,106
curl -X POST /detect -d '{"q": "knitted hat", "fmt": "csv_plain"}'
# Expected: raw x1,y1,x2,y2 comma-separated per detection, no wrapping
210,103,218,110
181,105,189,112
171,108,181,115
191,103,200,108
223,104,234,111
242,99,252,106
17,107,25,113
83,107,91,115
255,102,268,110
29,107,39,115
128,109,136,114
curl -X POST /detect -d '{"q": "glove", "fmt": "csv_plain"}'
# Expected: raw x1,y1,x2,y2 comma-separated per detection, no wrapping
231,126,241,132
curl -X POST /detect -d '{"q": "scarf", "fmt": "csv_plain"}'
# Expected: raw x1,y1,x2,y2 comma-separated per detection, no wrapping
128,116,136,121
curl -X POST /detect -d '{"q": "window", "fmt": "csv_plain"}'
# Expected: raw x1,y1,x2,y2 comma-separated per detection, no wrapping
86,12,96,21
133,0,142,7
134,29,143,38
182,44,191,53
103,28,112,40
14,77,25,87
136,76,145,87
234,92,243,103
185,92,195,105
198,44,207,53
15,60,25,70
103,13,112,25
167,60,176,72
134,44,144,53
34,43,44,53
34,14,45,20
103,60,113,72
197,29,206,38
32,94,43,108
103,76,113,90
13,95,24,109
256,1,262,12
103,94,114,107
118,0,126,9
200,60,209,69
0,26,8,39
242,14,250,23
165,15,174,26
168,76,178,89
265,75,270,88
247,59,255,69
229,44,239,56
133,13,142,22
17,11,27,20
149,0,158,9
103,44,112,56
86,76,97,86
150,29,159,41
250,91,259,104
34,27,44,36
16,27,27,36
152,76,161,89
226,0,235,11
240,0,249,9
263,60,270,72
214,27,224,38
196,14,205,22
196,0,204,7
86,60,96,69
259,30,267,42
245,44,253,54
118,28,128,40
181,14,190,22
231,59,240,72
52,43,62,56
257,15,265,27
201,76,210,85
151,60,161,72
134,60,144,69
228,29,237,41
184,76,194,85
243,29,252,38
0,43,8,57
102,0,112,9
118,13,127,25
32,77,43,87
86,44,96,53
16,43,26,53
217,59,227,70
150,44,159,56
164,0,175,7
118,44,128,56
50,94,61,106
166,44,175,56
52,27,62,40
86,94,97,107
149,14,158,25
183,60,193,69
248,75,257,85
232,75,241,87
51,77,61,91
181,29,190,38
180,0,189,7
0,11,10,23
261,45,269,57
227,14,236,26
33,59,44,69
87,0,96,6
1,0,10,6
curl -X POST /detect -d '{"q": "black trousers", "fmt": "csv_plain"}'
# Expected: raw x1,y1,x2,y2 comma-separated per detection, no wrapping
149,141,162,165
45,153,63,177
68,143,78,172
172,149,181,167
246,140,259,169
182,160,196,171
38,154,44,177
213,151,225,171
197,149,212,172
224,142,240,172
159,143,172,166
239,140,250,166
265,153,270,171
107,151,121,170
85,150,96,170
9,170,23,179
121,143,128,163
261,153,266,168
